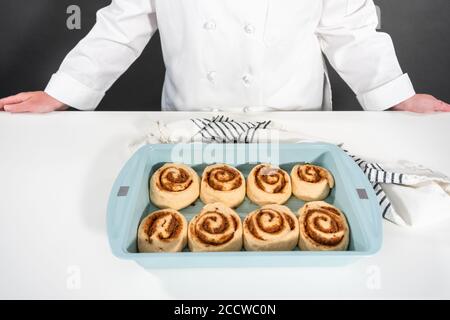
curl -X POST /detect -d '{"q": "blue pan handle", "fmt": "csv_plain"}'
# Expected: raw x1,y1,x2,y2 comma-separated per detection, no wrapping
106,152,143,258
336,147,383,251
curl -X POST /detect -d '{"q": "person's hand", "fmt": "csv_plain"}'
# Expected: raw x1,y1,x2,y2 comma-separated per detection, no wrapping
391,94,450,113
0,91,67,113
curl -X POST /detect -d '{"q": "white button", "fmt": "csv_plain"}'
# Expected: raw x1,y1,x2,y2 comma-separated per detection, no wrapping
243,106,250,113
244,24,255,34
203,21,216,30
207,71,217,83
242,74,252,86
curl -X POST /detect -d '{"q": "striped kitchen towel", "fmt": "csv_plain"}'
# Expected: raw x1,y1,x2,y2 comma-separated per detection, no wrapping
128,114,340,146
190,115,341,145
191,115,272,143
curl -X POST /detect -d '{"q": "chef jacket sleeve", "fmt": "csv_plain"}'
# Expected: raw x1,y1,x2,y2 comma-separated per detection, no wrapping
317,0,416,110
45,0,157,110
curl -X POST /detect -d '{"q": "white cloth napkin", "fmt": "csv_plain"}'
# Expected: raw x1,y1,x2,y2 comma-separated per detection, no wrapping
129,116,450,227
383,182,450,226
349,156,450,226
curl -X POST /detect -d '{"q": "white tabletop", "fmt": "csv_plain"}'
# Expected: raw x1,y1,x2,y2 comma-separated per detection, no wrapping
0,111,449,299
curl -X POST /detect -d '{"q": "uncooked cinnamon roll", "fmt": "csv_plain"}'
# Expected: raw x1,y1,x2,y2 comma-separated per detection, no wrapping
243,204,299,251
149,163,200,210
200,164,246,208
246,164,292,206
138,209,188,253
188,202,243,252
291,164,334,201
298,201,349,251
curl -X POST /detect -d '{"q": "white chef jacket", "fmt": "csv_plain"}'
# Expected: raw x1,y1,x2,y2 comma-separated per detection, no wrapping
45,0,416,112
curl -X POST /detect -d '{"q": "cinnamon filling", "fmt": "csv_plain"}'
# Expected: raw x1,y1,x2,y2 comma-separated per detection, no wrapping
256,209,283,234
206,166,242,191
158,166,193,192
145,211,183,242
298,165,327,183
246,217,263,240
192,211,238,246
304,207,345,246
246,209,293,240
284,214,295,230
196,229,234,246
254,165,287,193
201,213,229,234
231,215,238,230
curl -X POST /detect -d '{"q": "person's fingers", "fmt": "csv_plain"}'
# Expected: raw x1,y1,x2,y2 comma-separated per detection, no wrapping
0,92,31,108
435,100,450,112
3,101,34,113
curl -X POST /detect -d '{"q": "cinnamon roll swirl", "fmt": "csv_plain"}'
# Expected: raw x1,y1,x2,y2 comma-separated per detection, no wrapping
243,204,299,251
188,202,243,252
298,201,349,251
149,163,200,210
247,164,292,206
200,164,246,208
291,164,334,201
138,209,188,253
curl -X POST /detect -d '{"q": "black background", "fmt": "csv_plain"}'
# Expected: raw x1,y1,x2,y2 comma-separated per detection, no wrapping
0,0,448,111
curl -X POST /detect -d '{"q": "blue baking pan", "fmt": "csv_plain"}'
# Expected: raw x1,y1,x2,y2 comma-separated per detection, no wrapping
107,143,382,268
